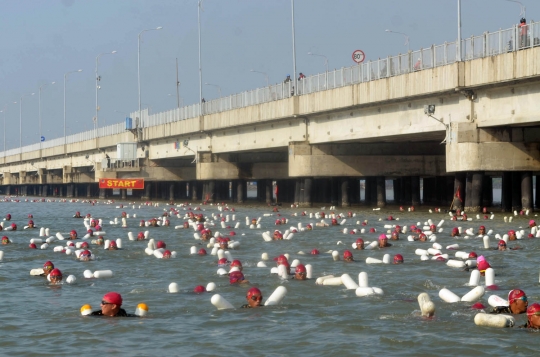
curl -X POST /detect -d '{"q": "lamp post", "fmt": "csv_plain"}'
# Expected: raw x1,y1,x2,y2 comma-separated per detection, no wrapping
307,52,328,88
39,82,55,154
64,69,83,149
204,83,222,98
458,0,462,61
198,0,203,111
505,0,526,18
138,27,162,129
385,29,410,52
20,92,35,158
250,69,269,86
96,50,117,134
291,0,297,96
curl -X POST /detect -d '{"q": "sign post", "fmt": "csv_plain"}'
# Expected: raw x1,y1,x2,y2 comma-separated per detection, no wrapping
352,50,365,64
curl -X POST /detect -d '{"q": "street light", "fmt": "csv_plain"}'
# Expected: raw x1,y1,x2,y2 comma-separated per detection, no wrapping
291,0,297,95
385,29,410,52
198,0,203,110
250,69,269,86
39,81,55,154
64,69,83,149
204,83,222,98
138,27,162,128
505,0,526,18
96,50,117,133
307,52,329,73
20,92,35,158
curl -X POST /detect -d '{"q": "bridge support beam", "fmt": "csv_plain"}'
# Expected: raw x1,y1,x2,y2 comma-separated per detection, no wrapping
340,177,349,207
376,176,386,208
411,176,420,207
451,173,465,211
501,172,512,212
482,176,493,209
521,171,533,211
511,172,521,212
66,184,74,198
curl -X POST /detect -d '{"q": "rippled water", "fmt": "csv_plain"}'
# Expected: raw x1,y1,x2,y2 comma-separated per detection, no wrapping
1,199,540,356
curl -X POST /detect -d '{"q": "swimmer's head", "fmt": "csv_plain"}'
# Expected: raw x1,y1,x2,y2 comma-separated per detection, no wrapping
343,250,353,262
108,241,118,250
29,243,37,249
193,285,206,293
162,250,171,259
246,287,263,308
137,232,145,240
276,255,288,266
229,271,245,284
28,220,34,226
49,268,63,284
70,230,77,239
156,240,166,249
96,236,104,245
509,289,528,314
393,254,404,264
355,238,364,249
468,251,477,259
527,303,540,328
1,236,10,244
198,248,207,256
43,261,54,274
218,258,228,266
498,240,507,250
80,250,92,261
295,264,307,280
230,259,243,271
310,248,320,255
81,241,89,249
100,292,123,317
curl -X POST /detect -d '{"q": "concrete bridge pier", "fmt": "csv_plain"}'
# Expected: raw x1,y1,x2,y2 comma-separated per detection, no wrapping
99,188,106,199
236,180,246,203
168,183,175,202
329,178,338,206
265,180,272,204
142,182,151,200
422,178,435,205
340,177,350,207
536,175,540,209
364,177,375,206
121,189,127,200
511,172,522,212
393,178,401,205
5,185,11,195
482,176,493,208
190,181,198,201
294,179,303,206
451,173,466,211
464,172,484,212
66,184,74,198
376,176,386,208
349,178,360,205
303,178,313,207
411,176,420,207
521,171,533,211
401,177,411,207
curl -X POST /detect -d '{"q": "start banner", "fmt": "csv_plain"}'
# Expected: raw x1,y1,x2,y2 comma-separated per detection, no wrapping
99,178,144,190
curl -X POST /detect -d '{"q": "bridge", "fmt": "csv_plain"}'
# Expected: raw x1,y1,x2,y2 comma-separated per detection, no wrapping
1,21,540,212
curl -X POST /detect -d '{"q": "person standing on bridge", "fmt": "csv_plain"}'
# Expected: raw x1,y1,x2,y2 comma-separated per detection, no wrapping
519,18,528,49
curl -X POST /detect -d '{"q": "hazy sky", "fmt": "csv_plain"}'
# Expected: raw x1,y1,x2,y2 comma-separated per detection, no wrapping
0,0,537,149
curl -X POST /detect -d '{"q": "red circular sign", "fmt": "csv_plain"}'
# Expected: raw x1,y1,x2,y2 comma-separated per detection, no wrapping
352,50,365,64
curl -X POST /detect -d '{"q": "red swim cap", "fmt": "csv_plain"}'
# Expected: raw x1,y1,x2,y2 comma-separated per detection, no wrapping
452,227,459,234
230,260,242,268
508,289,526,304
369,228,376,233
343,250,353,258
277,255,288,265
527,302,540,316
44,261,54,269
479,226,485,230
49,268,62,277
477,260,491,272
28,220,34,225
81,242,89,248
229,271,245,284
218,258,228,265
311,249,320,255
162,250,171,257
109,240,117,247
295,264,306,273
29,243,37,249
508,230,516,235
356,238,364,245
393,254,404,264
247,287,262,299
468,251,477,258
198,248,207,256
156,241,166,249
103,292,122,306
194,285,206,293
137,232,145,239
80,250,92,257
498,240,507,246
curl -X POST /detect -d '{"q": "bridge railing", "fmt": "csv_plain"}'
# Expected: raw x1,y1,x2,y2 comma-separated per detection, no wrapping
4,21,540,159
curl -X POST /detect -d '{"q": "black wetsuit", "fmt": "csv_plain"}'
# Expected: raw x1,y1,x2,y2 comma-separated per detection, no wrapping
520,321,540,329
240,304,263,309
90,308,137,317
489,306,512,314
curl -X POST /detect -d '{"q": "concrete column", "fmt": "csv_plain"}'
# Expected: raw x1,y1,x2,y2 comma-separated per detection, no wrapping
465,172,483,212
422,178,434,204
86,184,91,198
143,183,152,200
452,173,466,210
536,175,540,209
393,179,401,205
168,183,175,202
511,172,521,211
446,176,455,207
502,172,512,212
191,181,198,201
521,171,533,211
349,178,360,204
303,178,313,207
121,189,127,199
436,176,447,205
320,179,330,204
376,176,386,208
207,181,215,203
294,179,302,206
66,184,73,198
99,188,106,199
237,180,245,203
341,177,350,207
400,177,410,205
330,178,338,206
265,180,272,204
410,176,420,207
482,176,493,208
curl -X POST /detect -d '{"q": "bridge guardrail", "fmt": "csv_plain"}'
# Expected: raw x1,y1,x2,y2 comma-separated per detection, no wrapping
4,21,540,158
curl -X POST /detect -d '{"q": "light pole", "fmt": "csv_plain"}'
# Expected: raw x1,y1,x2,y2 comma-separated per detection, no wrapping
204,83,222,98
307,52,329,72
64,69,83,149
20,93,35,158
96,50,117,133
198,0,203,110
458,0,462,61
39,81,55,154
138,27,162,128
505,0,526,18
291,0,297,95
385,29,410,52
250,69,269,86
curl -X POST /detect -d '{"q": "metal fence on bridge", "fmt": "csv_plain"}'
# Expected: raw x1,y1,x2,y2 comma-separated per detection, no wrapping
3,21,540,158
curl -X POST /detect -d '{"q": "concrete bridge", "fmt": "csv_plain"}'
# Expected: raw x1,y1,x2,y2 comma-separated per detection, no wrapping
2,26,540,211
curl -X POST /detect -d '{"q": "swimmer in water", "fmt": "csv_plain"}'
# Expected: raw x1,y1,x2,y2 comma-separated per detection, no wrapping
9,223,17,231
27,220,35,229
241,287,263,308
415,233,427,242
476,256,491,277
201,230,210,241
182,222,190,229
490,289,528,314
451,227,460,237
42,261,54,277
49,268,63,284
229,271,249,284
393,254,404,264
218,238,229,250
391,231,399,240
378,234,392,248
478,226,486,236
136,232,145,241
79,250,92,261
508,230,517,241
2,236,11,244
156,241,166,249
230,260,243,272
108,241,118,250
198,248,207,256
331,218,339,226
163,219,170,227
90,292,137,317
294,264,307,280
5,213,11,221
522,303,540,329
74,211,82,218
355,238,364,250
162,250,172,259
69,230,78,240
273,230,283,240
96,236,104,245
343,250,354,262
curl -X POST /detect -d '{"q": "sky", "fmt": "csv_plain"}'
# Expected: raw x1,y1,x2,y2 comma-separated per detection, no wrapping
0,0,538,149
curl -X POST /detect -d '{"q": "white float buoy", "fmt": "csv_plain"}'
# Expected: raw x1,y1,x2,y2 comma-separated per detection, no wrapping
305,264,313,279
93,270,113,279
439,288,460,303
366,257,383,264
468,270,481,286
446,260,466,268
418,293,435,317
461,286,485,302
341,274,359,290
474,313,514,328
66,275,76,284
264,286,287,306
358,272,368,288
206,282,216,292
355,287,375,297
488,294,508,307
322,277,343,286
83,270,94,279
211,294,235,310
168,282,180,293
485,267,495,287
